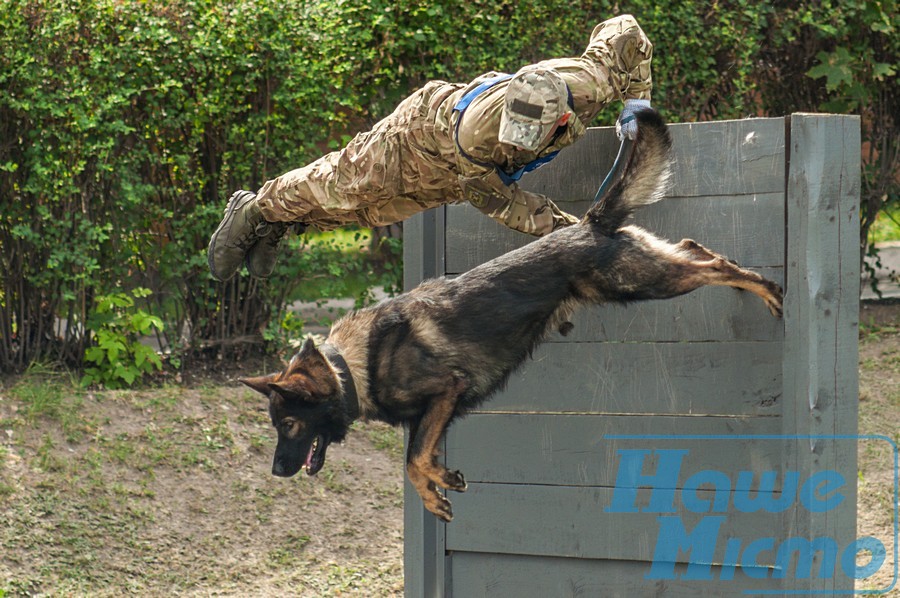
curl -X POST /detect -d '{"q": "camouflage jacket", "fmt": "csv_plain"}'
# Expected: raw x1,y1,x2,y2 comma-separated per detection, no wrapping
256,15,653,236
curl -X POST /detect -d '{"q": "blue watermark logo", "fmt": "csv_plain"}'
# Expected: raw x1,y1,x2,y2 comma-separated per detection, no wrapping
603,435,898,594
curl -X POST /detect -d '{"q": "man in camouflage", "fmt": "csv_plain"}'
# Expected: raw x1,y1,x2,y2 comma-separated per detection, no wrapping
208,15,653,281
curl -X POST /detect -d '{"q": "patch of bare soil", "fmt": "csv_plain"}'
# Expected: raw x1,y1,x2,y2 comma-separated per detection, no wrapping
856,302,899,593
0,381,404,596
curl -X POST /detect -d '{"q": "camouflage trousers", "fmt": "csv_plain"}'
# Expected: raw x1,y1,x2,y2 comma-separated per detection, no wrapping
255,82,468,231
254,81,577,236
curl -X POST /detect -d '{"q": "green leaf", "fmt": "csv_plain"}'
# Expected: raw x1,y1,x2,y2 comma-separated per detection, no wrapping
85,346,106,365
873,62,896,81
100,338,127,353
147,352,163,370
120,368,137,385
80,372,97,388
806,48,855,92
147,315,164,332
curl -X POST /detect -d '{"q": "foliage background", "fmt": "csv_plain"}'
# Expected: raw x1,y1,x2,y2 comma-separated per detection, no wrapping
0,0,896,376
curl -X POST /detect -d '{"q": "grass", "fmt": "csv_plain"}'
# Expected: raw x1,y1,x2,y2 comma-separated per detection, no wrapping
283,227,401,304
362,422,405,460
858,315,899,343
7,364,90,443
0,446,13,500
266,534,311,568
11,379,65,419
855,317,900,592
870,206,900,245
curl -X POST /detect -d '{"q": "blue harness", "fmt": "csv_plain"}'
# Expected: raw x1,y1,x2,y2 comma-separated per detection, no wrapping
453,73,571,186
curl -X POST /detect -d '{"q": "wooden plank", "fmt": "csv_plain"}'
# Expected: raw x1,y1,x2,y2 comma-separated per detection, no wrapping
473,341,783,416
450,552,786,597
634,194,784,267
556,270,784,343
518,117,786,200
663,118,786,197
446,193,784,274
446,484,812,567
516,126,622,202
402,210,424,290
781,114,861,593
445,414,782,487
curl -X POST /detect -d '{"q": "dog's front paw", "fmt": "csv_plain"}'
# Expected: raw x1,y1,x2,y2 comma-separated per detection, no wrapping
444,469,467,492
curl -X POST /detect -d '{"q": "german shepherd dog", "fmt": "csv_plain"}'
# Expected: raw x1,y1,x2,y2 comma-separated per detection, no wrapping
241,110,783,522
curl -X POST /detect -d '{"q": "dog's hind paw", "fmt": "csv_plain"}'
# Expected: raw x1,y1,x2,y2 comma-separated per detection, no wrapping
767,299,784,318
764,281,784,318
426,493,454,522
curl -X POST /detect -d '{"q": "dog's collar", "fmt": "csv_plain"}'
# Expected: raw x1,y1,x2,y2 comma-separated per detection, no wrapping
319,343,360,422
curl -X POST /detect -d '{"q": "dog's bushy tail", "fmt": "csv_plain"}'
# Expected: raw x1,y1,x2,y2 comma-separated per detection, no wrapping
584,109,673,235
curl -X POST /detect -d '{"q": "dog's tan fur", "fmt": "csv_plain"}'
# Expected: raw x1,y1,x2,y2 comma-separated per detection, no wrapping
326,313,376,416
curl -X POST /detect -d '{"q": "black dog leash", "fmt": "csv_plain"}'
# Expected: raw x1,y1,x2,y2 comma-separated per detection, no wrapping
319,343,360,421
591,137,633,206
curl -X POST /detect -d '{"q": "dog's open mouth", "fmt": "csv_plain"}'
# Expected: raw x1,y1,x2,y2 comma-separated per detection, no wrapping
305,434,328,476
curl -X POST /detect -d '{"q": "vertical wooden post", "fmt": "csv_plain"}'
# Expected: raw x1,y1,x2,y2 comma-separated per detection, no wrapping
403,207,447,598
782,113,860,592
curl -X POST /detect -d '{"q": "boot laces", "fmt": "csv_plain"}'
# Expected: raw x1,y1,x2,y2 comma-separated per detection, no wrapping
256,221,289,247
229,220,268,250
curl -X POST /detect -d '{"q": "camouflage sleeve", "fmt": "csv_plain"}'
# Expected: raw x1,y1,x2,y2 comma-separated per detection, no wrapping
583,15,653,101
459,169,579,236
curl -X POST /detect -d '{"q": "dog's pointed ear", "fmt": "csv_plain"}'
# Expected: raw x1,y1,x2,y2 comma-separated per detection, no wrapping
260,337,338,402
241,374,276,397
296,336,321,360
268,379,313,402
285,337,331,376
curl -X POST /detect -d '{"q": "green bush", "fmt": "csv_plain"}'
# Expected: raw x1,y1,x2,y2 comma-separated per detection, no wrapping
0,0,351,372
82,288,164,388
0,0,895,375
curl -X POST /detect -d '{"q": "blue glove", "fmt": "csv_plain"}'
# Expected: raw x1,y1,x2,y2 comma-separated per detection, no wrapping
616,99,651,140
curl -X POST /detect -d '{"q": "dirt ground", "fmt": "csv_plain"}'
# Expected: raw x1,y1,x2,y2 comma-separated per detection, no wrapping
856,301,899,593
0,378,406,596
0,303,897,596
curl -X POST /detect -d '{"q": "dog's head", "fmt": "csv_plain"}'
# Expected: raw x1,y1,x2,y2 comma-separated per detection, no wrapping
241,338,349,478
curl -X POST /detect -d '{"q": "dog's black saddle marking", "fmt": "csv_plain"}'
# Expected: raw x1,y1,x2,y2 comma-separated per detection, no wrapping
319,343,360,421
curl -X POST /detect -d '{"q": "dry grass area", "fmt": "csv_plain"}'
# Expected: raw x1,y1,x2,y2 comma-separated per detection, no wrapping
0,303,896,596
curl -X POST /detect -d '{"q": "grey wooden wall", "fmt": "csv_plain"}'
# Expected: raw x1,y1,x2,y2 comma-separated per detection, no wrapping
403,114,860,597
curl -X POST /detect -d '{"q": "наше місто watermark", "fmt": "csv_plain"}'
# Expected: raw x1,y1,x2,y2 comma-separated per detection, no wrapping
603,435,898,594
